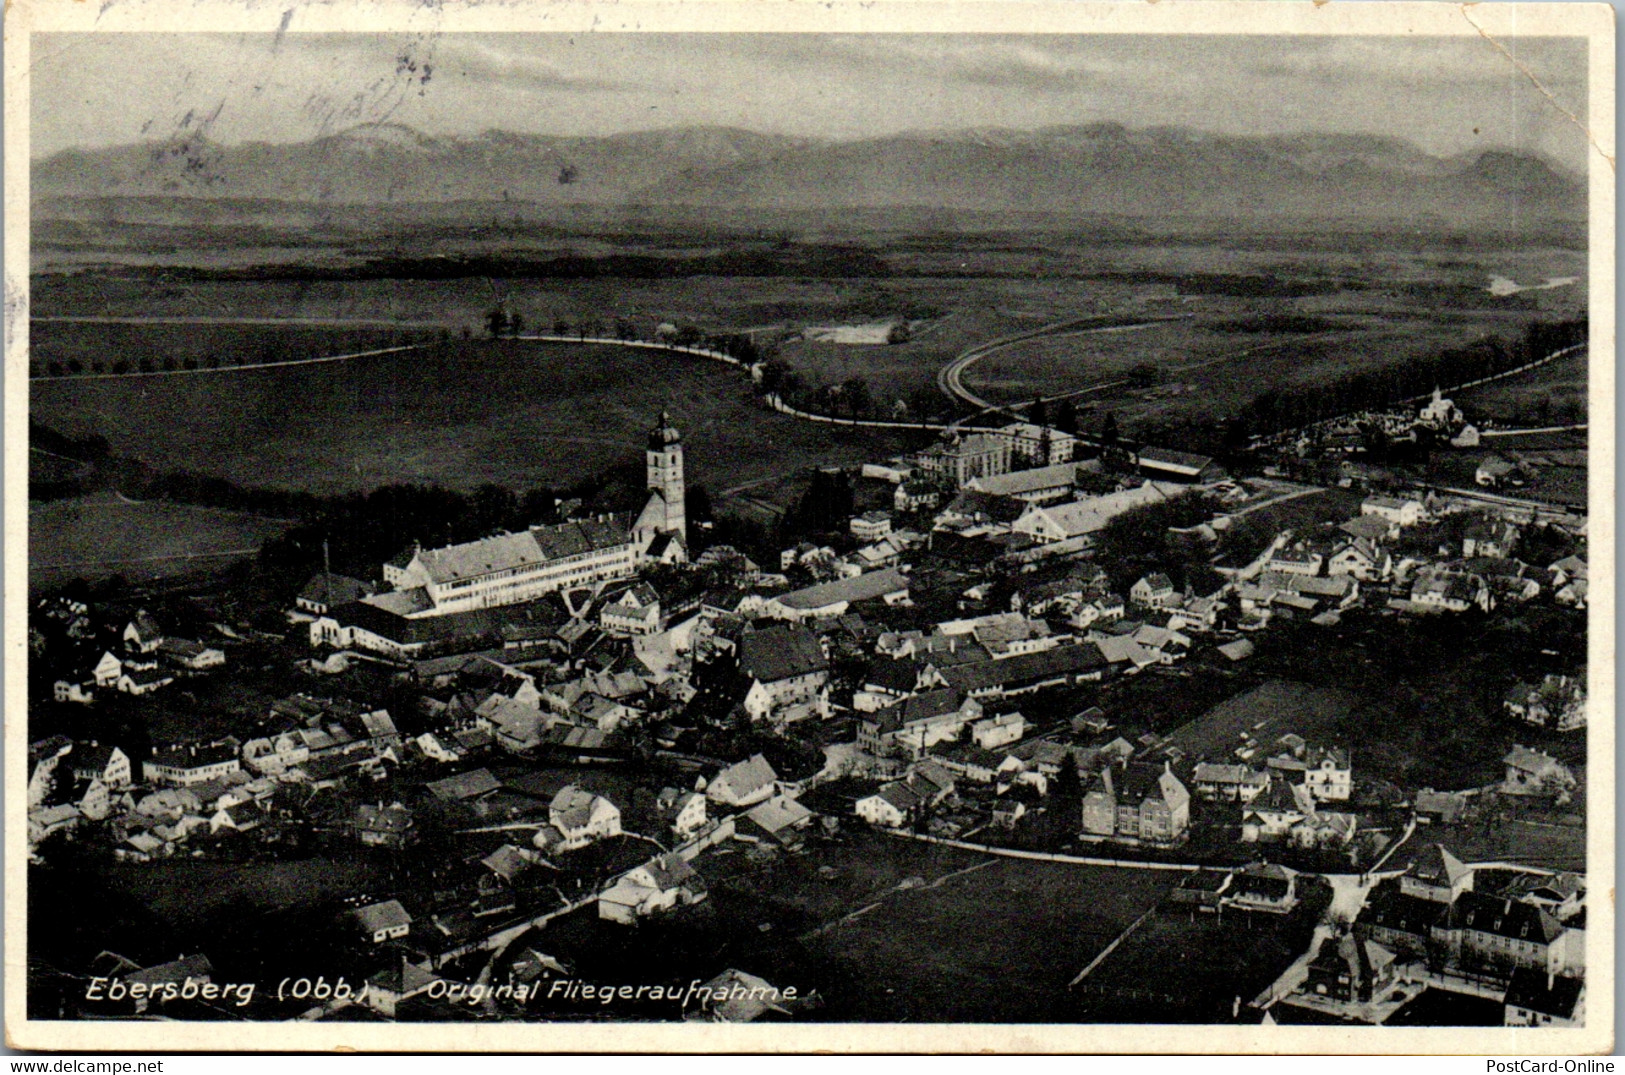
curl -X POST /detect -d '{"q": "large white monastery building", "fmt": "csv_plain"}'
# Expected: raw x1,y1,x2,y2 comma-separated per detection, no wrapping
312,414,688,655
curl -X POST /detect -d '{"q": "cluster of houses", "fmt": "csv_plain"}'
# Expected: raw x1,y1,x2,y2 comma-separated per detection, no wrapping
46,604,226,703
27,692,407,857
1266,388,1491,460
1503,674,1587,732
1237,490,1587,625
28,406,1590,1024
1318,844,1591,1027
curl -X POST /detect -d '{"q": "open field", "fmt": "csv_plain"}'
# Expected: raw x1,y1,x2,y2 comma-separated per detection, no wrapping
1389,816,1586,873
1245,605,1588,791
1419,438,1588,509
29,320,432,378
963,305,1566,431
28,492,290,590
533,830,1176,1022
1161,680,1373,767
96,859,386,935
1453,350,1589,426
29,855,389,985
799,843,1176,1021
30,340,910,498
1072,877,1332,1022
31,230,1585,437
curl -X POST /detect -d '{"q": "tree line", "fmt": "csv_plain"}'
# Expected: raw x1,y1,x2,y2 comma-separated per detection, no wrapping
31,327,443,379
1242,319,1586,436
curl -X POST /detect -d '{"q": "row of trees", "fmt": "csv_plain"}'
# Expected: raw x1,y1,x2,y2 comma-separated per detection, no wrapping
1244,320,1587,435
33,328,443,379
483,309,769,367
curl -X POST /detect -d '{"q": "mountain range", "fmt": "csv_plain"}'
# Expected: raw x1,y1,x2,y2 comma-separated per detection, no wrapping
32,122,1586,225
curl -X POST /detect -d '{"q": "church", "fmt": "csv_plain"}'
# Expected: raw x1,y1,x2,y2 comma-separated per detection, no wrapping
312,415,688,654
632,410,688,560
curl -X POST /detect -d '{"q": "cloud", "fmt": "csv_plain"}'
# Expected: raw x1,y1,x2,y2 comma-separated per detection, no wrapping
430,38,638,94
27,31,1594,173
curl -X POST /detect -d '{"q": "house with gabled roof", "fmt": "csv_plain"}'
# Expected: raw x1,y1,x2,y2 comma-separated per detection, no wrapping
855,781,921,828
600,582,662,636
928,742,1015,784
1192,762,1270,804
1081,762,1190,845
1503,745,1576,797
1242,780,1315,842
144,742,241,787
686,968,796,1023
118,665,174,696
1504,674,1586,732
157,637,226,671
1227,861,1299,913
657,787,709,839
937,642,1109,700
297,572,376,616
1401,844,1474,904
1409,569,1493,613
123,610,164,654
1327,536,1392,582
209,801,265,835
1463,517,1521,559
92,650,123,689
354,899,412,944
426,768,502,802
1450,890,1566,974
858,688,982,758
71,742,132,790
1361,494,1425,528
965,462,1082,505
1304,933,1395,1002
354,801,414,849
547,786,621,850
599,855,707,925
764,568,911,621
1012,482,1180,546
707,754,779,808
855,656,923,713
572,693,639,733
1354,878,1450,960
738,624,829,721
1266,541,1326,577
1504,967,1585,1027
971,711,1027,750
741,795,815,847
1129,573,1179,609
1137,446,1225,484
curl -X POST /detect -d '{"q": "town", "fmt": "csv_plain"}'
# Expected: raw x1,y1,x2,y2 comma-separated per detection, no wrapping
26,355,1589,1028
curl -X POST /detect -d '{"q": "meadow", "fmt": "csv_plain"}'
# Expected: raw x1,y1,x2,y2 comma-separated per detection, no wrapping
30,338,911,498
1161,680,1375,769
30,225,1585,442
801,848,1175,1021
28,492,290,590
1453,349,1590,426
539,829,1178,1022
29,320,433,378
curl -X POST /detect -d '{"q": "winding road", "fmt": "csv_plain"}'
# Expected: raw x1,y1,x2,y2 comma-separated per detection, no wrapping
935,314,1189,421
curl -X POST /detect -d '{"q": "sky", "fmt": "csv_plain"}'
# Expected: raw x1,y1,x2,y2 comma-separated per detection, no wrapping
30,32,1590,170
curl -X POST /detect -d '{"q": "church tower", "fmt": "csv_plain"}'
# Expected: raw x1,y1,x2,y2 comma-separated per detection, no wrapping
645,410,686,542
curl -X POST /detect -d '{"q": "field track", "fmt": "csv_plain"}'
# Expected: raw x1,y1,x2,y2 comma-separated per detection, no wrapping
27,344,421,382
33,316,447,327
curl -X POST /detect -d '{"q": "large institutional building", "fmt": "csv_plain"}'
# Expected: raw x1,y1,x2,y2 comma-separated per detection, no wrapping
313,415,687,655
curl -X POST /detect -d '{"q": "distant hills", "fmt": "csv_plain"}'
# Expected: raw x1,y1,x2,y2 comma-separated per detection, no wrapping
32,122,1586,225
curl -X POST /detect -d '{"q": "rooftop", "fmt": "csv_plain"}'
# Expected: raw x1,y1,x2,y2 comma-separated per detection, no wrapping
775,568,910,611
